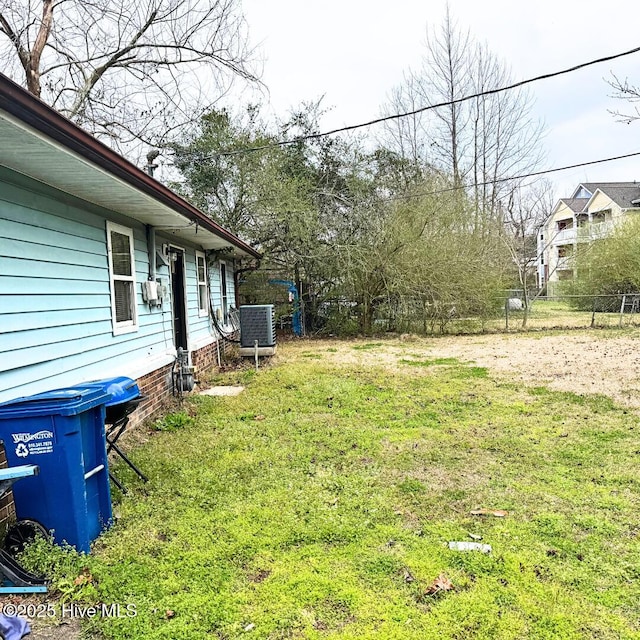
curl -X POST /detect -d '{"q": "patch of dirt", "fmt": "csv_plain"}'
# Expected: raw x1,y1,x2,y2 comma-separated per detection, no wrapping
27,619,84,640
417,333,640,408
199,385,245,396
294,333,640,409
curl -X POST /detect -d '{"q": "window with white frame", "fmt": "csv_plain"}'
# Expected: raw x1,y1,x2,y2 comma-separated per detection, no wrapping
106,221,138,334
196,251,208,316
220,261,229,324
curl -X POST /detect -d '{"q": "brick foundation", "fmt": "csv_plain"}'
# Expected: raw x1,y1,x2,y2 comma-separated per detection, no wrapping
133,362,175,425
131,336,235,426
191,340,219,373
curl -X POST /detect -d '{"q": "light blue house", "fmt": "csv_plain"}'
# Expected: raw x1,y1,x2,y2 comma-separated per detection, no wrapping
0,73,260,418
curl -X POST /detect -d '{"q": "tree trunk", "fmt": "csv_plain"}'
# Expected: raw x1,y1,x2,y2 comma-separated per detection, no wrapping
360,295,374,335
26,0,54,98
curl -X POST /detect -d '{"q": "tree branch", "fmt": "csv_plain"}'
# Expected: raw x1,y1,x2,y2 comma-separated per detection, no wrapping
67,7,159,117
0,11,30,72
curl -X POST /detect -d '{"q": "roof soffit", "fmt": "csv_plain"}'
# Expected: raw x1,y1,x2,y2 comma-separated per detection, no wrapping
0,112,246,253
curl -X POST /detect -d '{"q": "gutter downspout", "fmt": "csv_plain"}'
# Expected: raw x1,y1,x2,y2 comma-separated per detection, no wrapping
146,225,156,281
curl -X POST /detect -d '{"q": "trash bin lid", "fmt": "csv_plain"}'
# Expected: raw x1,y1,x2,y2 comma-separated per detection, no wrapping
0,387,110,418
83,377,140,407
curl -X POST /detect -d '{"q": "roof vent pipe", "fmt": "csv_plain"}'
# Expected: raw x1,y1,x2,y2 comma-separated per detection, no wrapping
146,149,160,178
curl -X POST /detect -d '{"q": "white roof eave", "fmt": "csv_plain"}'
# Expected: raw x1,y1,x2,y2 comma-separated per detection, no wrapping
0,110,251,256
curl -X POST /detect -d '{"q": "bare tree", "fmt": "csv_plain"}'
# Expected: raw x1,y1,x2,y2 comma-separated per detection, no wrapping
608,72,640,123
383,8,544,225
501,179,554,327
383,8,471,189
0,0,259,151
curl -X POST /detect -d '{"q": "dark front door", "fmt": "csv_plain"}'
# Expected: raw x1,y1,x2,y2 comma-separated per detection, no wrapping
169,247,188,350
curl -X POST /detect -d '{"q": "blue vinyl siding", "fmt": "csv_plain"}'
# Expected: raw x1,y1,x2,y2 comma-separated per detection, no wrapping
209,262,222,311
4,237,107,269
229,271,236,311
0,276,111,295
0,169,172,402
0,167,234,402
0,331,173,401
1,294,111,314
3,308,110,333
4,257,108,281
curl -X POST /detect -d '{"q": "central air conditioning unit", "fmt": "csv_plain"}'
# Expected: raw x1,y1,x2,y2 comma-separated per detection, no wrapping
239,304,276,347
239,304,276,356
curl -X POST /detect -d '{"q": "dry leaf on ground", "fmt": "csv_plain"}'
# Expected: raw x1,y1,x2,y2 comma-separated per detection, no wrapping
424,573,454,596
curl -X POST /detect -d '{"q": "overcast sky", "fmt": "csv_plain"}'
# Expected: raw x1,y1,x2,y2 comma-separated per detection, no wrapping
241,0,640,200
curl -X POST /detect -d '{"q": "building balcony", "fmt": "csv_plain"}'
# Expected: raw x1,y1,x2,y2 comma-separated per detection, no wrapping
551,221,614,245
552,227,576,244
576,221,614,241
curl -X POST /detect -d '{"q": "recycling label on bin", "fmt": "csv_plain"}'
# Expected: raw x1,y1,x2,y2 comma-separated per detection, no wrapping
11,430,55,457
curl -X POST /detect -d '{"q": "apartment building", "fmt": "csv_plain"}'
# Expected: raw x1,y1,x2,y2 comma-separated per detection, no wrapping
538,182,640,294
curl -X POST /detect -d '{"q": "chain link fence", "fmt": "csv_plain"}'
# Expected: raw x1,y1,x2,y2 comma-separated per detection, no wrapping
239,271,640,335
312,294,640,336
501,294,640,331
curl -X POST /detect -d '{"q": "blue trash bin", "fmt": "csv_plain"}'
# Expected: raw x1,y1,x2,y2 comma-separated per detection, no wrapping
83,376,142,424
0,387,112,553
82,377,147,492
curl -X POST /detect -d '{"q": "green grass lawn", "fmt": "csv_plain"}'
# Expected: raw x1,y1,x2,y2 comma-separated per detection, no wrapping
22,341,640,639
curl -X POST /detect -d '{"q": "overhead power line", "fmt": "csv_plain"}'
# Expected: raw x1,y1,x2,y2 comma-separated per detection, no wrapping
382,150,640,203
220,149,640,211
178,43,640,159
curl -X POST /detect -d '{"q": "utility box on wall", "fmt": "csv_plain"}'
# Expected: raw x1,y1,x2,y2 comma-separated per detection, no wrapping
239,305,276,356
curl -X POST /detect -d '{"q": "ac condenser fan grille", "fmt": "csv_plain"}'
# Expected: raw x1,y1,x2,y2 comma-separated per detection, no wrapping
239,305,276,347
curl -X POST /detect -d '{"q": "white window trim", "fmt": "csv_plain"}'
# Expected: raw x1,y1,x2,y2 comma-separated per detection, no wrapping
196,251,209,318
106,221,139,335
219,260,229,326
